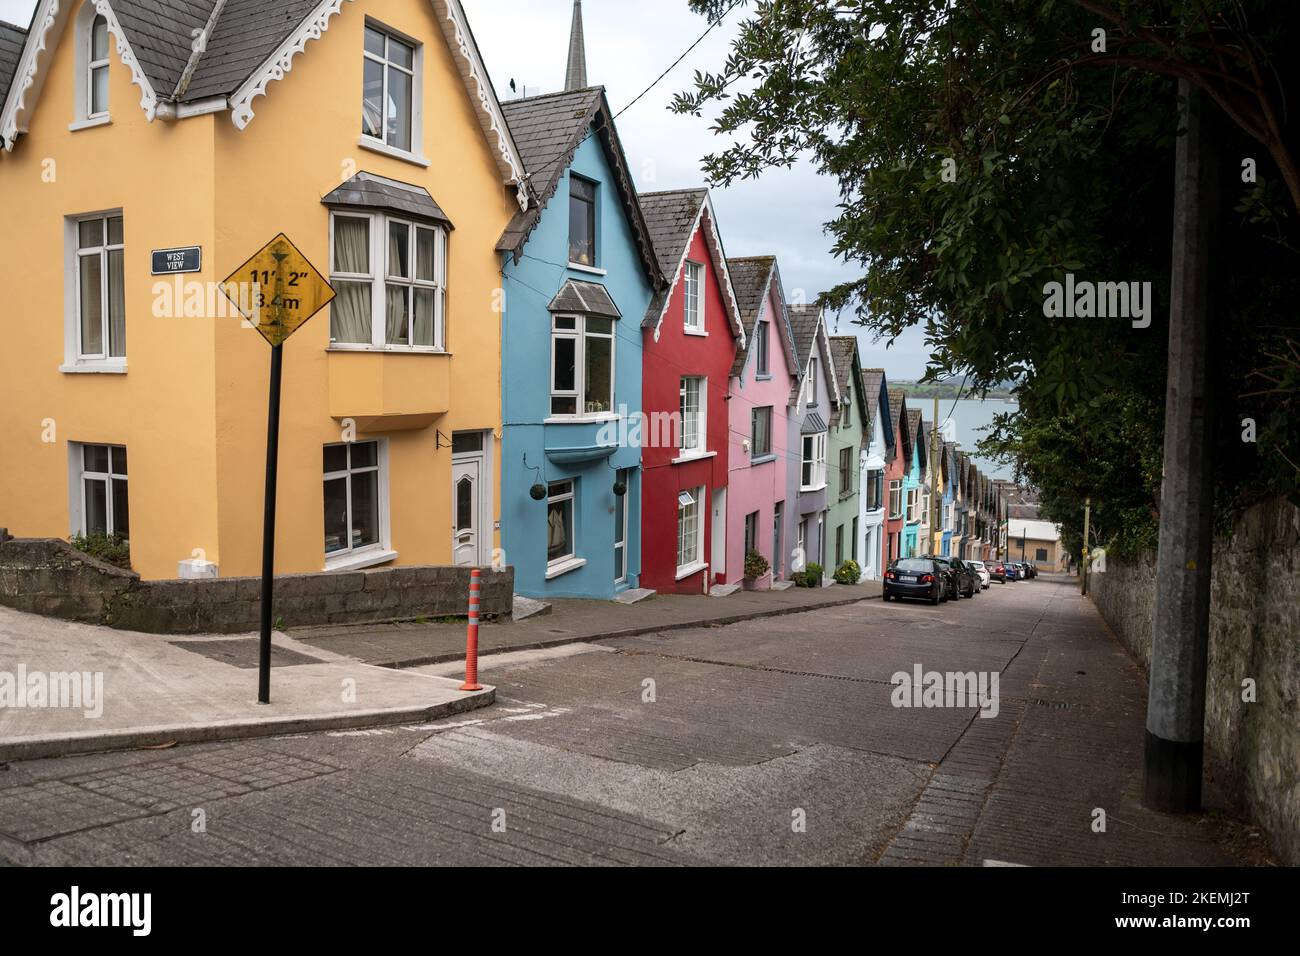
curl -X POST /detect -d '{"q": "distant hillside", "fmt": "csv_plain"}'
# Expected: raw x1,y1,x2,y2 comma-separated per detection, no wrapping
893,380,1016,401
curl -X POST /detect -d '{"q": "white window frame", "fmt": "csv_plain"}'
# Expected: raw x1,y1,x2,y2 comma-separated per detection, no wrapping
754,319,770,375
683,260,705,334
548,314,615,420
679,376,707,456
360,21,425,162
905,486,919,523
69,442,128,540
889,479,903,519
921,487,932,530
328,211,447,352
676,486,706,577
323,440,394,572
87,13,109,118
70,3,111,129
801,432,827,492
614,470,630,584
546,479,583,578
62,211,126,373
803,357,819,407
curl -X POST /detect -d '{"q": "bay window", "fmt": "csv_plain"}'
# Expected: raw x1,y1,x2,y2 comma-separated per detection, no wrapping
329,212,446,350
801,432,827,491
550,315,614,417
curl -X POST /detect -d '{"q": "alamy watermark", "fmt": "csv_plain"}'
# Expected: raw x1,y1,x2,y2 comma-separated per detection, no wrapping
1042,274,1153,329
0,665,104,718
891,663,1000,719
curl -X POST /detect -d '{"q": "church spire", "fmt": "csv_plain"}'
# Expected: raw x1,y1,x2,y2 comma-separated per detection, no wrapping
564,0,588,91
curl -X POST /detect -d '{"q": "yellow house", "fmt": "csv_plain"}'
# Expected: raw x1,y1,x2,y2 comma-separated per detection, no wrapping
0,0,527,580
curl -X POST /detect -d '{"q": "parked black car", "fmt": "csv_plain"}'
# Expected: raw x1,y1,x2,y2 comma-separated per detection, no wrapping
946,557,980,598
925,555,973,600
883,558,945,605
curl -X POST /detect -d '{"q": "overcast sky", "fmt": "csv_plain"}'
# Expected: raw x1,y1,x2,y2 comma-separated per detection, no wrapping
0,0,933,377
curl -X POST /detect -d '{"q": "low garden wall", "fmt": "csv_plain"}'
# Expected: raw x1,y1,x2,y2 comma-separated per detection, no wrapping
1087,497,1300,865
0,537,513,634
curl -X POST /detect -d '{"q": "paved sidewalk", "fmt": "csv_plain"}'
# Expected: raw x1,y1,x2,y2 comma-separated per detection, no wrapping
293,579,882,668
0,605,494,762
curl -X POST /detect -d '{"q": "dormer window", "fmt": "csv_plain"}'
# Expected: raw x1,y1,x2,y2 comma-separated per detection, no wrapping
88,15,109,117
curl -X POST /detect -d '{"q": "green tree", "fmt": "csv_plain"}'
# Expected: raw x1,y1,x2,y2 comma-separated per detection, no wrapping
676,0,1299,547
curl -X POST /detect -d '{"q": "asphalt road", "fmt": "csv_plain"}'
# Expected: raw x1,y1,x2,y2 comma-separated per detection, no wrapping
0,578,1264,866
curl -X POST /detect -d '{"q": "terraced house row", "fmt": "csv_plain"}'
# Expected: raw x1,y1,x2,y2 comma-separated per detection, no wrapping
0,0,1022,601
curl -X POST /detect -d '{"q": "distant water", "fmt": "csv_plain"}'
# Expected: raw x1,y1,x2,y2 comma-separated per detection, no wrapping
922,397,1019,480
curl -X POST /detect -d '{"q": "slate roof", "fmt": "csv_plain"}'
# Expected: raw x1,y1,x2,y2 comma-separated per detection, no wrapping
0,20,25,112
861,368,886,444
725,256,798,383
788,304,821,365
889,389,912,465
637,189,744,345
801,412,827,435
496,86,659,284
639,188,707,281
828,336,856,402
547,279,621,320
907,408,924,467
113,0,217,99
322,172,453,228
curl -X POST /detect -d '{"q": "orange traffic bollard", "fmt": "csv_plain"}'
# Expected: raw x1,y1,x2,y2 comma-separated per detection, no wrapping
460,568,483,691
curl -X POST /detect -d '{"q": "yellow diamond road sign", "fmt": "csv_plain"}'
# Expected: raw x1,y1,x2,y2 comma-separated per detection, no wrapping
222,233,335,346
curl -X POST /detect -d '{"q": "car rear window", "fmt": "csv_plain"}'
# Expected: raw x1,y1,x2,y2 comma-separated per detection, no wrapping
894,559,932,572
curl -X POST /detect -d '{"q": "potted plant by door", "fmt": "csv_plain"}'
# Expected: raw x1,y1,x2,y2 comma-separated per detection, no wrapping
743,550,772,591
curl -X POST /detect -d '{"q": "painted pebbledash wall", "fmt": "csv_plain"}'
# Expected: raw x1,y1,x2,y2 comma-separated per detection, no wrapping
639,193,742,595
0,0,521,580
500,124,657,599
725,259,797,586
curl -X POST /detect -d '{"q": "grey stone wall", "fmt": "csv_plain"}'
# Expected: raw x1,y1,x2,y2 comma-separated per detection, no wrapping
0,538,514,634
1088,497,1300,865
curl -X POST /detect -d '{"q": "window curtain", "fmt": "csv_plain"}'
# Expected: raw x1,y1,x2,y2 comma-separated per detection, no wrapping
331,218,371,344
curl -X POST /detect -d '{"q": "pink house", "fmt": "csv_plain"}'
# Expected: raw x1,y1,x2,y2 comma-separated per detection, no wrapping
725,257,799,587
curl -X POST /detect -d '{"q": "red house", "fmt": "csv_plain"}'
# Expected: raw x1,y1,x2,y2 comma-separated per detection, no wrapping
884,389,911,565
638,189,745,594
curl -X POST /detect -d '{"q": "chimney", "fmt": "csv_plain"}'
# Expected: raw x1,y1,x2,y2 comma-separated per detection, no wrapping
565,0,588,91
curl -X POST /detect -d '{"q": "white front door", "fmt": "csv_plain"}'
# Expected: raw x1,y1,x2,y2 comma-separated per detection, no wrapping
711,486,726,580
452,457,482,567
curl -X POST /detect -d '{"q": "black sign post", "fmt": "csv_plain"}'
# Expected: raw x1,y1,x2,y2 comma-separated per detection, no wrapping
258,342,284,705
222,234,334,706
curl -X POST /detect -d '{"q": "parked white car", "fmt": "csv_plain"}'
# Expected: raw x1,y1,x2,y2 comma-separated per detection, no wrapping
969,561,991,589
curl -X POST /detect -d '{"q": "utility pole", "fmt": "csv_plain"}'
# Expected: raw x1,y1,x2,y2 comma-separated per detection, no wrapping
1080,497,1091,595
1144,82,1219,813
932,397,942,553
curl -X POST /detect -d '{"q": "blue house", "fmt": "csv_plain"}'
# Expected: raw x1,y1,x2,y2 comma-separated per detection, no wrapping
497,74,662,598
941,440,957,556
